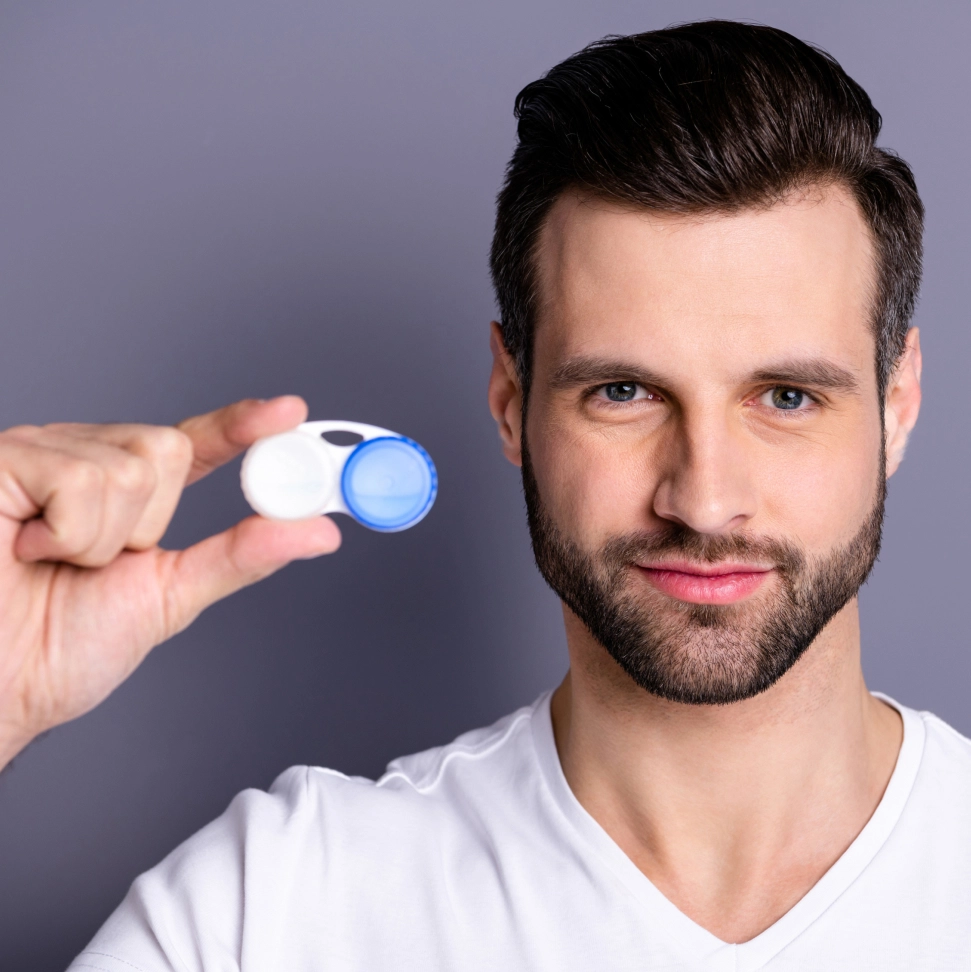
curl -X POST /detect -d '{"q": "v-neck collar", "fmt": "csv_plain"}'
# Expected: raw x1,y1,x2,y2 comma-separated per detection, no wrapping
529,690,925,971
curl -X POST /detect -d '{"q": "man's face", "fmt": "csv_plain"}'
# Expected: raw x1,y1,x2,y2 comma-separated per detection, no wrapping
511,188,895,704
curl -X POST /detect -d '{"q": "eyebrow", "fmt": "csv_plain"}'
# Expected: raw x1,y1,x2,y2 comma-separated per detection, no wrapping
748,360,861,393
548,357,670,391
547,356,862,394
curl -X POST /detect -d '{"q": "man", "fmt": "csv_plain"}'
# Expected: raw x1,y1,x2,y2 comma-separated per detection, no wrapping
1,19,966,970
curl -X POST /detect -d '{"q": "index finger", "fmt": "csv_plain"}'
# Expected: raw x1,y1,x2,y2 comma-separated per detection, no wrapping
176,396,309,485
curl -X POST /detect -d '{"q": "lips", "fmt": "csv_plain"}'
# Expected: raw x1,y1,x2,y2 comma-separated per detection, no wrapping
634,561,773,605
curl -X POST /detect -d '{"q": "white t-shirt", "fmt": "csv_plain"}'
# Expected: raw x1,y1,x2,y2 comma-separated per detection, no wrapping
69,691,971,972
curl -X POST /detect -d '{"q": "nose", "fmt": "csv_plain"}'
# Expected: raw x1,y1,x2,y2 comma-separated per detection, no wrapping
651,409,757,535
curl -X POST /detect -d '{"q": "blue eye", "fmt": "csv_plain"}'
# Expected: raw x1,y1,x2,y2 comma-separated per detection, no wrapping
765,387,808,410
602,383,639,402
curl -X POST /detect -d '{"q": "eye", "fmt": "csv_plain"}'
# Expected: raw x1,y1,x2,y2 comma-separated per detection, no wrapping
596,382,655,403
759,387,813,411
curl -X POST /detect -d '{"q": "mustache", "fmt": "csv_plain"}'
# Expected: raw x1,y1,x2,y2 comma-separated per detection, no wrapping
600,523,805,575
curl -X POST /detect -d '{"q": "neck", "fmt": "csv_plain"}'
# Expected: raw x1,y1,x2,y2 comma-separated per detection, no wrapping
550,598,902,944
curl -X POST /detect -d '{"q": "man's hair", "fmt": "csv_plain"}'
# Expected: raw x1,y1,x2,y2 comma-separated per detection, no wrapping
489,21,923,398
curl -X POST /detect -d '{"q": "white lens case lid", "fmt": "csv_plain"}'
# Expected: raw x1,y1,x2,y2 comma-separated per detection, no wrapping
241,421,395,521
240,421,437,531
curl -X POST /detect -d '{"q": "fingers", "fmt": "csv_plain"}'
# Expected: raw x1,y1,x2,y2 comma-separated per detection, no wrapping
39,423,194,550
0,396,310,568
176,396,308,485
156,514,342,638
1,430,160,566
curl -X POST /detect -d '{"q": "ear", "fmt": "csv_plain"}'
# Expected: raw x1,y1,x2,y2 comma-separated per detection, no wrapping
884,327,922,478
487,321,523,467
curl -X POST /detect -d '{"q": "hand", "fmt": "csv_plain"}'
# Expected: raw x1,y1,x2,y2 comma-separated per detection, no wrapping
0,396,341,769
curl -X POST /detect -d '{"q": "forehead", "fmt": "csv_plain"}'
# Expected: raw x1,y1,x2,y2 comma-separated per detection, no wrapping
532,187,878,384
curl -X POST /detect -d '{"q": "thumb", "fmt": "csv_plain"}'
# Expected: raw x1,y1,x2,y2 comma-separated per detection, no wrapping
157,515,342,638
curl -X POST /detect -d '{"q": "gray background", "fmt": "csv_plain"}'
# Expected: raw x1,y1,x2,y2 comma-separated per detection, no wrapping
0,1,965,967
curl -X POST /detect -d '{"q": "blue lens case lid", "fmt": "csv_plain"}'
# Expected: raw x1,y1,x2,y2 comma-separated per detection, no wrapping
341,436,437,532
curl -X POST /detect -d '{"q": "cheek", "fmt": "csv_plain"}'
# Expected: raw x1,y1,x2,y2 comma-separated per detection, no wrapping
757,420,884,550
527,412,658,544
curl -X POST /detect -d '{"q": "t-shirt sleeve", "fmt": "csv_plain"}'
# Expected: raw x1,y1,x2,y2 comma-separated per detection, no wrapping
67,766,315,972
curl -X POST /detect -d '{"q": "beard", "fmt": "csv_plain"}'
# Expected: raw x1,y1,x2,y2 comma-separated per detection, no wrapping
521,437,885,705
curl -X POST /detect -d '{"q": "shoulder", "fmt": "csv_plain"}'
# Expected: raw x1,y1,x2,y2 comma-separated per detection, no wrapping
286,699,542,835
915,707,971,782
233,701,541,886
260,696,543,822
377,699,538,792
891,700,971,837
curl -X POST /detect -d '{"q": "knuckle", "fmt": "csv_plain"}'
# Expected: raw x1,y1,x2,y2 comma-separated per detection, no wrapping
63,458,106,494
152,426,194,468
111,455,156,495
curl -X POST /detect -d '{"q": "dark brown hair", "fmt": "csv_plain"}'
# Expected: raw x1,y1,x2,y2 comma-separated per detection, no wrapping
489,21,923,398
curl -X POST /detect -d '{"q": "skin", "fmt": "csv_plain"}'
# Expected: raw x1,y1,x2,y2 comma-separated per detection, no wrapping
487,186,922,942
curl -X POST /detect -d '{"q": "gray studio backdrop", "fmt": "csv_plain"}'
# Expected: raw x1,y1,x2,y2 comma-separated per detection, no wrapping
0,1,967,967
